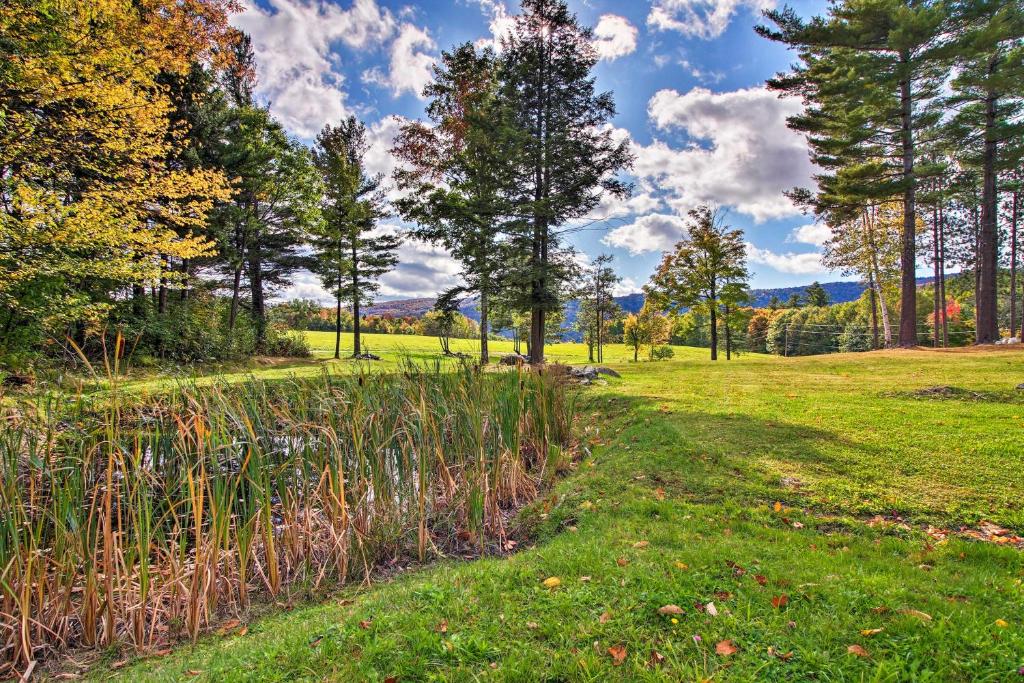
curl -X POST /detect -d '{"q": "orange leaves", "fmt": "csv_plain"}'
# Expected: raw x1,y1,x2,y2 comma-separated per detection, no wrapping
771,595,789,609
654,487,666,501
599,611,612,624
860,628,884,637
607,643,627,665
632,540,649,549
616,556,629,567
847,644,870,658
658,604,684,616
715,639,739,657
542,576,561,589
358,619,372,630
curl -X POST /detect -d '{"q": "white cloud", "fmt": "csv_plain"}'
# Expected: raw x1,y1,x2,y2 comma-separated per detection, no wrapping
593,15,638,61
679,59,725,83
745,243,826,275
468,0,516,51
602,213,689,255
234,0,397,137
634,86,814,222
363,23,437,98
648,0,775,39
612,276,641,297
789,223,831,247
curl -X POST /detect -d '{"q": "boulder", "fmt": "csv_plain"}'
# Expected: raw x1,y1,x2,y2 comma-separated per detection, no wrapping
595,367,621,378
500,353,529,366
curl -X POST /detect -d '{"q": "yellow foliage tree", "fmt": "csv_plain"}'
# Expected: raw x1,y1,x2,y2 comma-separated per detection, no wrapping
0,0,237,333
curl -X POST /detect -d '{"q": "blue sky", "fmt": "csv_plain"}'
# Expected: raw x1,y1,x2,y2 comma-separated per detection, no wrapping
235,0,839,302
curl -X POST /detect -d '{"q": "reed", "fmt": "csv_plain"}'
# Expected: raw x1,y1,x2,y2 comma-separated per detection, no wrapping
0,360,575,672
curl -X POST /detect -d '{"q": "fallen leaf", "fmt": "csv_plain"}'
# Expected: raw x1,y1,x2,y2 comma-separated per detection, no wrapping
715,639,738,656
648,650,666,667
860,628,884,637
607,644,627,665
633,541,649,549
898,609,932,622
715,591,733,601
706,602,719,617
599,611,612,624
792,521,805,529
580,500,594,510
216,619,242,635
754,574,768,586
870,606,890,614
658,604,684,616
186,671,203,677
616,557,629,567
654,488,666,501
526,621,539,630
768,646,794,662
359,619,372,629
384,678,397,683
309,635,324,648
236,626,248,637
771,595,789,609
436,620,448,634
674,561,689,571
542,576,561,589
774,501,783,513
847,644,870,658
580,576,591,582
996,619,1009,628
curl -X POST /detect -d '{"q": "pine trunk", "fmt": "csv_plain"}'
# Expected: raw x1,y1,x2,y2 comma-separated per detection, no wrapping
898,70,918,348
976,84,1000,344
479,289,489,365
248,236,266,353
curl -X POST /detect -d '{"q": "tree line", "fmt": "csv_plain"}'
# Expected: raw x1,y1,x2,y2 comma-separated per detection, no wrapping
0,0,633,372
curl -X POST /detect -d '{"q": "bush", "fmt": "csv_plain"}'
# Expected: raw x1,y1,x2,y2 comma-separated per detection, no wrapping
265,330,311,358
650,345,675,361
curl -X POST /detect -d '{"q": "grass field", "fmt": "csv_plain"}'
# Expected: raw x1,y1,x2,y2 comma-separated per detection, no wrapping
96,341,1024,681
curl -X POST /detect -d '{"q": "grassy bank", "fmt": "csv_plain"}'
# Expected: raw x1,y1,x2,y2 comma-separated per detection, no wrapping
95,346,1024,682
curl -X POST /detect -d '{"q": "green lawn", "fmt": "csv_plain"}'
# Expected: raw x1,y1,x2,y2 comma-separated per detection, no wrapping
100,344,1024,681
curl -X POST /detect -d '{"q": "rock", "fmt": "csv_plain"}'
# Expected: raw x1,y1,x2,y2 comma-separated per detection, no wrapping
1017,383,1024,391
353,353,381,361
570,365,598,380
500,353,529,366
595,367,621,378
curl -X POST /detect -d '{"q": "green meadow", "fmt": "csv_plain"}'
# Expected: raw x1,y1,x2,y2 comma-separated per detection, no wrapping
101,341,1024,682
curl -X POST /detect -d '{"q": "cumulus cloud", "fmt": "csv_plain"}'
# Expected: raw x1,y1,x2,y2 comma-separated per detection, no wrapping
234,0,397,137
789,223,831,247
363,23,437,98
648,0,775,39
745,243,826,275
593,15,638,60
633,86,813,222
468,0,516,50
602,213,689,255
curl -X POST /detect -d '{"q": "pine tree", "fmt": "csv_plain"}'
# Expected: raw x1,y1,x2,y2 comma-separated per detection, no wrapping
759,0,947,347
943,0,1024,342
310,119,396,358
805,281,831,307
394,43,511,364
647,206,750,361
499,0,633,363
311,116,386,359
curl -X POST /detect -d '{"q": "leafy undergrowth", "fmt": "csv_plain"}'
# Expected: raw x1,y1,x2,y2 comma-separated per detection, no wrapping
95,348,1024,681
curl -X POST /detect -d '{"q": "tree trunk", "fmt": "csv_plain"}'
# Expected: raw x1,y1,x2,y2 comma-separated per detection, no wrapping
248,235,266,353
866,211,892,348
976,85,1000,344
868,271,880,350
334,277,342,360
228,263,243,332
932,206,941,348
898,69,918,348
479,289,489,364
940,203,949,347
724,304,732,360
709,303,719,361
1010,189,1018,339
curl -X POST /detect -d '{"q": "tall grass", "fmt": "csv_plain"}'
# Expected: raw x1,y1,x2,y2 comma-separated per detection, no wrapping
0,360,575,672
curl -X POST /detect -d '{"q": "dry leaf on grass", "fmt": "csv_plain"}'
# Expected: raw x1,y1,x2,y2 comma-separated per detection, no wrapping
435,620,448,634
607,644,627,665
860,628,884,636
658,604,684,615
654,488,666,501
542,576,561,589
771,594,789,609
359,619,372,629
847,644,870,657
754,574,768,586
674,561,689,570
706,602,719,617
715,639,738,656
599,611,612,624
616,557,629,567
633,541,649,549
898,608,932,621
648,649,666,667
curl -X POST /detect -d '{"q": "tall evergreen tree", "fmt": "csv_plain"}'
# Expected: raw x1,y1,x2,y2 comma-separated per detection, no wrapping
943,0,1024,342
311,116,384,359
394,43,512,364
499,0,633,363
759,0,946,347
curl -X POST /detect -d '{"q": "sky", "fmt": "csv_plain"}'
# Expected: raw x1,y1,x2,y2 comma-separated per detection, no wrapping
234,0,839,303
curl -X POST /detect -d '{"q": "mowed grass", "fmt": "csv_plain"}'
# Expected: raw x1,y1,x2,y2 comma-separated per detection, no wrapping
105,345,1024,681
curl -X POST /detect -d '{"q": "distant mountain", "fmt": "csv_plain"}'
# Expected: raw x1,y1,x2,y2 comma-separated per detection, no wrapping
362,278,936,341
